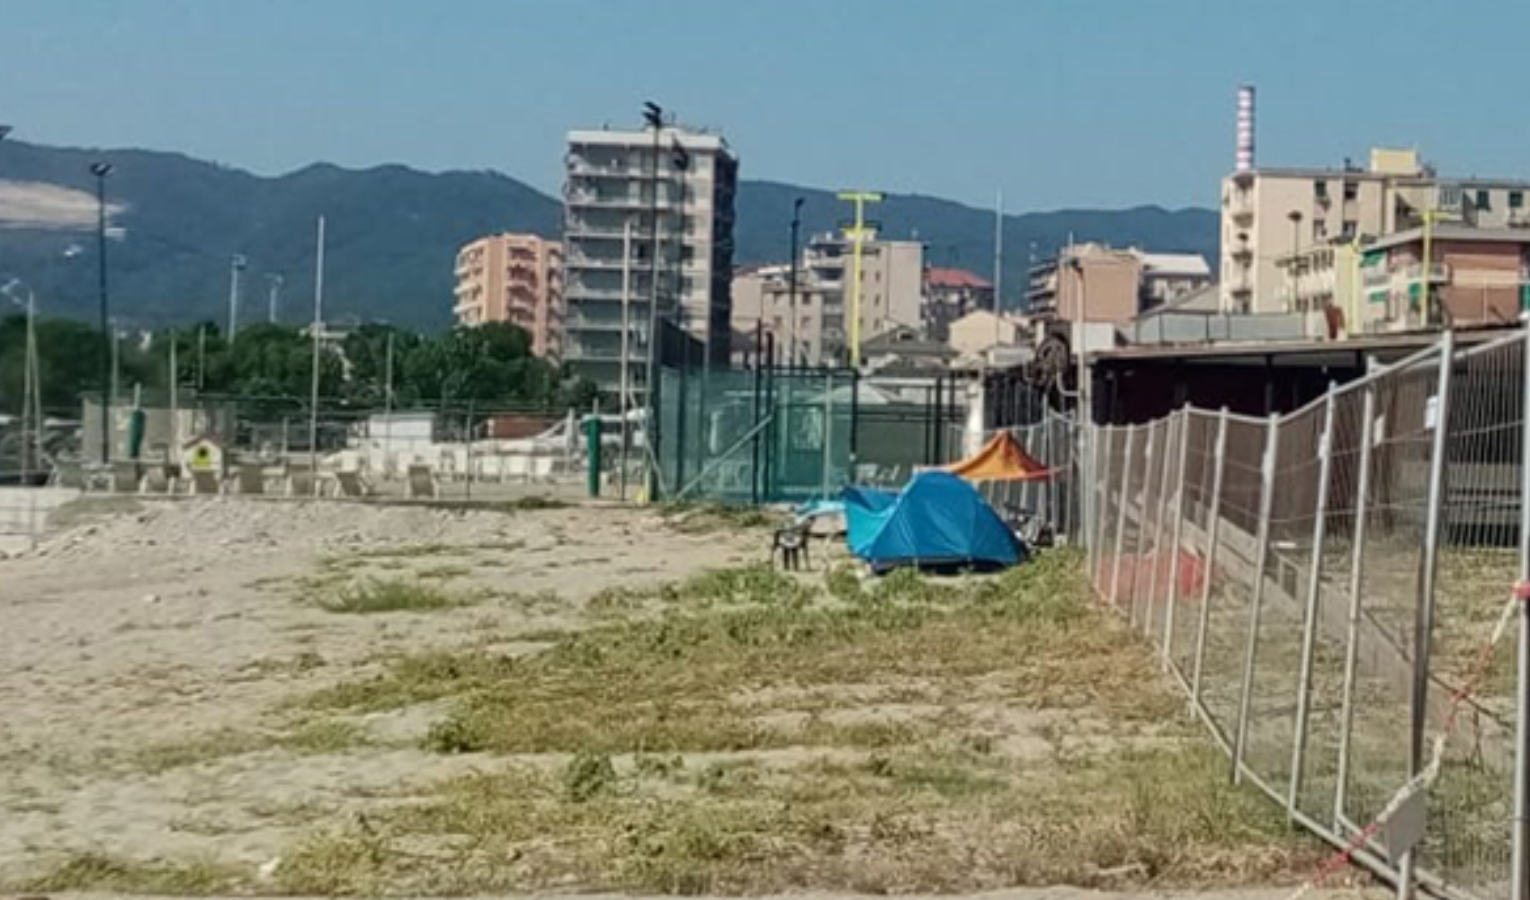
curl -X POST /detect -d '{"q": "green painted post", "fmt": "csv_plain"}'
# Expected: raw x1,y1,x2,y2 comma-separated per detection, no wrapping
584,416,602,498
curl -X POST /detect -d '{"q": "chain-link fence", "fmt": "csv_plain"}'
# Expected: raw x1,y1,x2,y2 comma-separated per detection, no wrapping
653,364,966,505
1082,328,1530,900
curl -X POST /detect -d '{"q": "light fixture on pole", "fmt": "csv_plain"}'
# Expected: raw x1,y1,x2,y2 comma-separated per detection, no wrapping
90,161,113,466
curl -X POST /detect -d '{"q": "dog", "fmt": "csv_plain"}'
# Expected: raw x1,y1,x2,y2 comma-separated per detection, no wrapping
773,525,810,571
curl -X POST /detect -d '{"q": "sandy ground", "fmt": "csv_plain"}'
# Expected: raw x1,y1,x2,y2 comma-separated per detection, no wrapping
0,496,761,880
0,496,1378,900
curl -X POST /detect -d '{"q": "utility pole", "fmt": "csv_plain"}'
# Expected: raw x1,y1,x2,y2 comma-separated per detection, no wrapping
837,190,883,369
227,254,246,339
993,188,1004,351
642,100,664,499
788,197,803,366
266,273,284,324
91,161,113,466
308,216,326,488
619,217,634,500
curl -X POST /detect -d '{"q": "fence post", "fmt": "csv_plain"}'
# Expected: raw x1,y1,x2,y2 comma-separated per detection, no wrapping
1146,412,1181,639
1233,411,1281,785
1127,424,1158,626
1333,377,1377,828
1090,425,1113,593
1109,426,1137,610
1513,324,1530,900
1162,408,1194,667
1399,331,1455,900
1288,383,1338,817
1192,408,1230,705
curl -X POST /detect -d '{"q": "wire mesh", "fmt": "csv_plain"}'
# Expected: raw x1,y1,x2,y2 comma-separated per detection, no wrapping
1168,409,1219,683
1419,333,1523,900
1075,330,1528,900
1197,414,1269,749
1341,348,1441,831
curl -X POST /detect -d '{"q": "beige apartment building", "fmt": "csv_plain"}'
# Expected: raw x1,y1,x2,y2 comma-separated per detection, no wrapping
1220,147,1530,313
730,233,924,367
1289,225,1530,335
1026,243,1211,324
452,233,564,359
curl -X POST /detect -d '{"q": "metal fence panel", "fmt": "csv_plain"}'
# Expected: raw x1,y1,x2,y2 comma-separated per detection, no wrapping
1077,329,1530,900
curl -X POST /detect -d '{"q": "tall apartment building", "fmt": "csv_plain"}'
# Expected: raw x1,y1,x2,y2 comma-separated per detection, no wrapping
729,232,924,367
562,125,738,393
452,233,563,359
1219,147,1530,314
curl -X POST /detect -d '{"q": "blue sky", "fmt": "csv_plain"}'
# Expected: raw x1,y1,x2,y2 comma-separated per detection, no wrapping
4,0,1528,212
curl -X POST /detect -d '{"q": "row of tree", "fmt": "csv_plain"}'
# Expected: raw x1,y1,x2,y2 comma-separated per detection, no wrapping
0,318,598,416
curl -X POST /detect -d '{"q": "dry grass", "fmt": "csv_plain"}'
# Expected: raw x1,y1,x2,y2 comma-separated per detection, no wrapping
269,550,1320,894
315,578,473,614
10,851,246,895
126,719,371,774
272,740,1314,896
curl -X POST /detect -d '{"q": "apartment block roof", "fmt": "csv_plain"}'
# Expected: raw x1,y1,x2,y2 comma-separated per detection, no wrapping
1367,225,1530,252
925,267,992,290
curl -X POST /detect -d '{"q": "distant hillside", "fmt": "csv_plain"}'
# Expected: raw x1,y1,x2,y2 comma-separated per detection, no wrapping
736,181,1219,305
0,140,1217,329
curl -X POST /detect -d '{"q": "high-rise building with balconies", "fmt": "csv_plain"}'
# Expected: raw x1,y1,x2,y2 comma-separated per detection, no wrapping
562,124,738,395
452,233,563,359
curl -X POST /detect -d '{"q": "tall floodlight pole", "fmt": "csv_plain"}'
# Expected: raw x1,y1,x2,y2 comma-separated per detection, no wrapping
620,217,634,500
227,254,246,339
308,215,326,488
836,190,883,369
267,273,284,324
90,162,113,465
789,197,803,366
642,100,664,498
993,188,1004,350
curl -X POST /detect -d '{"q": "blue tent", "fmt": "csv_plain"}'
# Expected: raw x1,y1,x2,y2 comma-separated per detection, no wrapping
842,471,1024,572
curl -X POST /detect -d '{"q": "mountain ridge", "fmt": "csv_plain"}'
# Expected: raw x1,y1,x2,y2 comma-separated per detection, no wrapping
0,140,1219,329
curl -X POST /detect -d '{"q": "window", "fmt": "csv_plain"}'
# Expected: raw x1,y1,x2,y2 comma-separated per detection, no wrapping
1511,191,1524,210
1313,220,1327,240
1343,180,1359,201
1473,189,1491,210
1314,180,1329,200
1341,220,1358,239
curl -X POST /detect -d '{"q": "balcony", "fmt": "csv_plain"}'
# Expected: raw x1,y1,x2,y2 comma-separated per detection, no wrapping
1402,262,1451,284
1228,190,1254,224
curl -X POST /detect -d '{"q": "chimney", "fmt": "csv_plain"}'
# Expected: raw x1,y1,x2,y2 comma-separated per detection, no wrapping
1235,85,1255,174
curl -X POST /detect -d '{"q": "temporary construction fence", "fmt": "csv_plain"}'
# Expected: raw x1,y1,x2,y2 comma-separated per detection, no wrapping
1083,328,1530,900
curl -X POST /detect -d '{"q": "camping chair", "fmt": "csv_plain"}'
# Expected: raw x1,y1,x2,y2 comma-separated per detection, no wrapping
140,466,170,495
50,459,84,489
406,464,438,499
111,461,140,494
772,521,811,571
335,470,373,499
190,469,221,496
235,465,266,496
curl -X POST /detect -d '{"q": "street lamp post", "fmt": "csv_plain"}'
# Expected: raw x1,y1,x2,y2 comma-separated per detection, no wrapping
1287,210,1304,313
90,162,113,466
641,101,663,498
788,197,803,366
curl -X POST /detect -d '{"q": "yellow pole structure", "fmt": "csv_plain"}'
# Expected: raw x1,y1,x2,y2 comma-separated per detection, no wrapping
836,190,883,369
1418,207,1456,326
1348,237,1363,337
